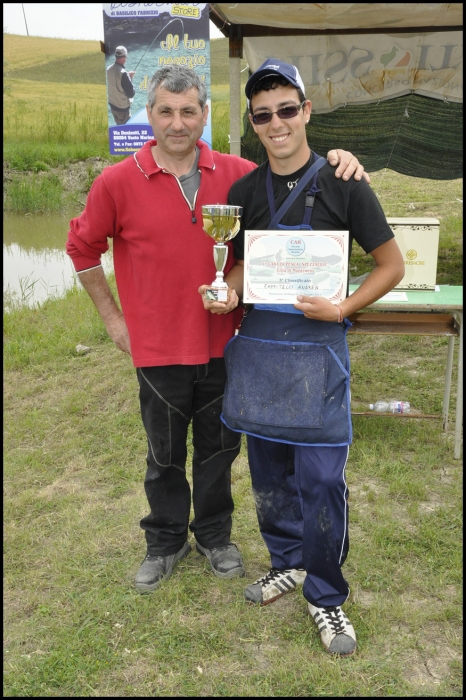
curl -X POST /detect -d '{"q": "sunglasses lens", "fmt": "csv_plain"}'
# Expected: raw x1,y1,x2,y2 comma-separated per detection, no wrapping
277,106,299,119
252,103,302,125
253,113,272,125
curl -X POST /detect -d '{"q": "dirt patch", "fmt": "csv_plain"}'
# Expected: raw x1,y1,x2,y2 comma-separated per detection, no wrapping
353,587,377,608
439,465,456,485
348,477,388,514
55,157,114,197
401,625,462,689
418,492,443,513
39,476,87,498
194,658,247,680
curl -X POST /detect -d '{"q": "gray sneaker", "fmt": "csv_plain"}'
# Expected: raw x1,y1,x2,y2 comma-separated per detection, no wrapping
134,542,191,593
195,542,245,579
245,567,306,605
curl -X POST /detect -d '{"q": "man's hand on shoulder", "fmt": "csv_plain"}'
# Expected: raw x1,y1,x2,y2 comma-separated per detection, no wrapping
327,149,371,184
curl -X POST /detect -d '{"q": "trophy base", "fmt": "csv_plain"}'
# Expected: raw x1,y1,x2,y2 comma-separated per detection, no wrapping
205,287,228,302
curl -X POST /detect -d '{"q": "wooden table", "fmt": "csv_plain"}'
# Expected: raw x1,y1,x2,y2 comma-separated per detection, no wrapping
347,285,463,459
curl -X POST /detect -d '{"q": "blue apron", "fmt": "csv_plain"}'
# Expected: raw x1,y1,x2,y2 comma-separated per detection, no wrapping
222,154,353,447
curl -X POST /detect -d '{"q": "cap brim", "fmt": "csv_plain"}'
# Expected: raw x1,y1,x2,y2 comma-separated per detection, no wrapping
246,70,282,99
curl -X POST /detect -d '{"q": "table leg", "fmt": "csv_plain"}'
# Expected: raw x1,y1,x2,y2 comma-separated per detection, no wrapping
443,337,455,430
454,311,463,460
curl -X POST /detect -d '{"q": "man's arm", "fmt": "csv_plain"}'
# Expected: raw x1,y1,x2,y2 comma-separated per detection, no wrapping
121,71,136,98
78,266,131,354
327,149,370,183
294,238,405,321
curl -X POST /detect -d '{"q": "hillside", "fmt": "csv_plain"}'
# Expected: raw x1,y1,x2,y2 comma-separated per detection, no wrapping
3,33,242,86
3,33,102,70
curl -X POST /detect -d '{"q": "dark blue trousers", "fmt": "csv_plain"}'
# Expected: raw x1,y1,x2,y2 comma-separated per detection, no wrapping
247,436,350,608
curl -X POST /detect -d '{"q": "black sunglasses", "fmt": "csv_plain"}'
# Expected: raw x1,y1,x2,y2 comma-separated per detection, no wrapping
251,100,306,125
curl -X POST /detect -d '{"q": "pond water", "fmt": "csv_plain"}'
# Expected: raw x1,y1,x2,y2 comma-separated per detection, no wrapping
3,212,114,309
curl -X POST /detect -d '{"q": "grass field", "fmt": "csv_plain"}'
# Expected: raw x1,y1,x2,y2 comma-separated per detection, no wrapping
3,34,102,70
3,33,463,697
4,276,463,697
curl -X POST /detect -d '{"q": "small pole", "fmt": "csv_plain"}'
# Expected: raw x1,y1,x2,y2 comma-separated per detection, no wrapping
228,25,243,157
22,3,29,36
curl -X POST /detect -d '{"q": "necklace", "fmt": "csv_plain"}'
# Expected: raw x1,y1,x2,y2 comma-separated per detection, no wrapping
286,155,312,191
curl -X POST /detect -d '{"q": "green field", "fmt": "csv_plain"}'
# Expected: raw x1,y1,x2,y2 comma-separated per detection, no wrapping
3,33,463,697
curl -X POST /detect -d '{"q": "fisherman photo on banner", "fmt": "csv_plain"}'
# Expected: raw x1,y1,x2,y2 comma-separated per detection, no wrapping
107,45,136,125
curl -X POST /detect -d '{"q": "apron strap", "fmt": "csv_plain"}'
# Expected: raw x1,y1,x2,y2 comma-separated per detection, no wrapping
267,155,327,230
302,174,322,227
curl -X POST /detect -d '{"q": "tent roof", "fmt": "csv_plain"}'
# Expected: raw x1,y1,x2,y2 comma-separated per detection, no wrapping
213,4,463,178
210,3,463,34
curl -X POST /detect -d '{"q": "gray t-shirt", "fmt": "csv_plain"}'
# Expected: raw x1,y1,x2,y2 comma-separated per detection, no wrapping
178,146,201,206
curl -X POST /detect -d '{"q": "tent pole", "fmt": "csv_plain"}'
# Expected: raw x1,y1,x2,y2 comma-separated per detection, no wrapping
229,26,243,157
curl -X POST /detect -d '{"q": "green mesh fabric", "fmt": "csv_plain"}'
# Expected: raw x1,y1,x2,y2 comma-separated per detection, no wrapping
241,94,462,180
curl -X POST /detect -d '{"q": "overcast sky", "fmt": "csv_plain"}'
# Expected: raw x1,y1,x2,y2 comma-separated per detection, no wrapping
3,3,225,41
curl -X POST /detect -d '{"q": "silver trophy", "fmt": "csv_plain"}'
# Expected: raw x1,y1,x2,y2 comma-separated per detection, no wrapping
201,205,243,302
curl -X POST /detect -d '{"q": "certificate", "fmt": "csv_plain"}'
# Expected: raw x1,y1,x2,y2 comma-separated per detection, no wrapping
244,230,349,304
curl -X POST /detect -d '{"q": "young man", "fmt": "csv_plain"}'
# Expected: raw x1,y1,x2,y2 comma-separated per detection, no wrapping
66,64,370,596
199,59,404,655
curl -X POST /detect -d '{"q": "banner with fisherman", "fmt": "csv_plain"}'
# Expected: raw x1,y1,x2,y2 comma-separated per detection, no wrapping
102,3,211,154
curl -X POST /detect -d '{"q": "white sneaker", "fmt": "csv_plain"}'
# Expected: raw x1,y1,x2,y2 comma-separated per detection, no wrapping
308,603,357,656
244,567,306,605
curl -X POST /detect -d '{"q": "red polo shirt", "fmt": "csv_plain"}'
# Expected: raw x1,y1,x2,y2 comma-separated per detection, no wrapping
66,140,256,367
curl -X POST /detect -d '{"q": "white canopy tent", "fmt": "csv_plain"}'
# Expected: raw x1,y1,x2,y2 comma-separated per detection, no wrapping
209,3,462,162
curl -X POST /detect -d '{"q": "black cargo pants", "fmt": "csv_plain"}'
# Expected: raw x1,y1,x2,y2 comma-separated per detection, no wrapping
137,359,241,556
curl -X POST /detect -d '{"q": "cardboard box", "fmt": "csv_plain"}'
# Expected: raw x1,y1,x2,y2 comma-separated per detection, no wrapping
386,217,440,290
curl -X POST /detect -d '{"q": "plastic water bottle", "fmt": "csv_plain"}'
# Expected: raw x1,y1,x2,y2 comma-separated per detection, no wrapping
369,400,411,413
369,401,390,412
388,400,411,414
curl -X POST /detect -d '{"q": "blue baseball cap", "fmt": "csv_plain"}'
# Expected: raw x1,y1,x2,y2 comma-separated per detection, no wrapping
245,58,306,100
